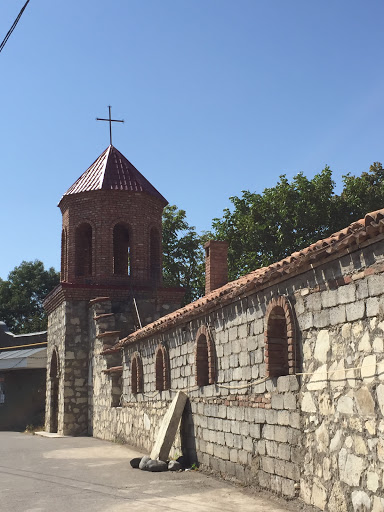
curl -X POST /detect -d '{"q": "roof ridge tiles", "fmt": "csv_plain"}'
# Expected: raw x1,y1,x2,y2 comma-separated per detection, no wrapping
116,207,384,349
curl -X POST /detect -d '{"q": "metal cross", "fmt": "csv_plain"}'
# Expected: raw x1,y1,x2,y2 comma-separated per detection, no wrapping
96,106,124,146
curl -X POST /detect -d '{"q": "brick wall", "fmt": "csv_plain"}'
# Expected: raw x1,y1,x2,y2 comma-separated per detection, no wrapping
59,190,164,286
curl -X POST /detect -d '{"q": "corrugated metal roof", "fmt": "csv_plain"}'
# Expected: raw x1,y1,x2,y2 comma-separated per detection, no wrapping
0,347,47,370
61,145,167,205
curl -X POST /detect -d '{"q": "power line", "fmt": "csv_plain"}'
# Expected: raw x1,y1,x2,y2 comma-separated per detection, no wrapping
0,0,31,54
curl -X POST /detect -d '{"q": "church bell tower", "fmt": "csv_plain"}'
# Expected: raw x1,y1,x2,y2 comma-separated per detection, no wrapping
44,145,184,436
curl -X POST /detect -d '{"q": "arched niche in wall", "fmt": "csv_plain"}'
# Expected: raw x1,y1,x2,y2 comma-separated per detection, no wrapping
75,222,93,277
264,296,297,378
131,352,143,394
149,227,161,282
49,348,60,433
195,325,216,387
113,222,131,275
155,344,170,391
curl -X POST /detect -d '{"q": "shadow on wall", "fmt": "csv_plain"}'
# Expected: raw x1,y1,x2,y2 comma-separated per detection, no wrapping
180,398,198,466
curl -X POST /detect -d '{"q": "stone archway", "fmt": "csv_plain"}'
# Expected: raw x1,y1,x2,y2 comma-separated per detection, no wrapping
49,349,60,433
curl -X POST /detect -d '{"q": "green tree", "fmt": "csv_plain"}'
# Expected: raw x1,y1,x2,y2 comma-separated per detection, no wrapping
162,205,205,305
212,164,384,280
0,260,60,334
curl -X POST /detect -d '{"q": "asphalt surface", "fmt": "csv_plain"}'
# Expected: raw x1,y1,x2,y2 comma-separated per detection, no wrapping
0,432,294,512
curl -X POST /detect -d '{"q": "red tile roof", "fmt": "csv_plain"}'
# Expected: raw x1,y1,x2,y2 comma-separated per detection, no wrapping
116,208,384,348
61,145,167,205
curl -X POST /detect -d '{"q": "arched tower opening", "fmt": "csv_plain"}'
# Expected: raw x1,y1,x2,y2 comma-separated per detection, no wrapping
61,229,68,281
49,349,60,433
75,223,92,277
113,222,131,275
150,227,161,283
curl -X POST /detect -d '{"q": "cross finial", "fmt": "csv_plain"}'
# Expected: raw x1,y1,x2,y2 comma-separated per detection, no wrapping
96,106,124,146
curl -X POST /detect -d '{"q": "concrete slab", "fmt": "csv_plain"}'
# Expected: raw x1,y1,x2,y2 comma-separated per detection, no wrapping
35,431,67,438
150,390,187,461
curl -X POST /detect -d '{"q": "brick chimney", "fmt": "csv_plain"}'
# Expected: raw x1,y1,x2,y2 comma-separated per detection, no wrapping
204,240,229,295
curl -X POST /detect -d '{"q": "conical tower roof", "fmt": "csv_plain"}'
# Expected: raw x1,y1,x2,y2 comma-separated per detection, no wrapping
60,145,167,205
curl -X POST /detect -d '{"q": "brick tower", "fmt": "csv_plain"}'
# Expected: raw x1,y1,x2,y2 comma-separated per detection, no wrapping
44,145,184,435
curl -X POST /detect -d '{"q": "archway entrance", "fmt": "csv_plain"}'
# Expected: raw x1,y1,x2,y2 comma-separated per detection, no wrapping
49,350,59,433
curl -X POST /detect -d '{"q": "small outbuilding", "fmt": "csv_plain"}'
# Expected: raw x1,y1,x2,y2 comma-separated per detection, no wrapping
0,322,47,430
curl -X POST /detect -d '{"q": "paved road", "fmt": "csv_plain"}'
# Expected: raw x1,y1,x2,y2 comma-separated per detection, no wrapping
0,432,294,512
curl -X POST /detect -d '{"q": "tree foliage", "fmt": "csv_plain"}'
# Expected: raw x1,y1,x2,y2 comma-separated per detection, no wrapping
162,205,206,305
212,163,384,281
0,260,60,334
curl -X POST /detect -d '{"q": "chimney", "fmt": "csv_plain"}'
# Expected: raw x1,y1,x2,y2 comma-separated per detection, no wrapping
204,240,229,295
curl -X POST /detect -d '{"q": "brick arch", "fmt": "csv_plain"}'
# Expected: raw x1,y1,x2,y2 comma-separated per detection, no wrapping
61,228,68,281
75,221,93,277
149,226,161,283
264,296,297,378
155,344,170,391
112,221,133,276
131,352,143,394
195,325,216,387
49,348,60,433
49,347,60,378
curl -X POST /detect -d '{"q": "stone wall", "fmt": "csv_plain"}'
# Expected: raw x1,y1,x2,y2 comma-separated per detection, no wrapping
91,295,302,498
45,303,66,434
89,237,384,511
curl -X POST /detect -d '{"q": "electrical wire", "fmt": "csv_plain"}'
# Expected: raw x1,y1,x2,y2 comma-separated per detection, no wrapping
0,0,31,54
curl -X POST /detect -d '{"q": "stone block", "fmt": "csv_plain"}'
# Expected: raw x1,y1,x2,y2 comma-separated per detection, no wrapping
321,289,338,308
278,443,291,461
300,312,313,331
284,392,297,410
328,482,348,512
253,408,266,423
313,310,330,328
368,274,384,297
229,448,238,463
337,395,354,415
338,283,356,304
271,394,284,409
314,330,330,363
312,479,327,510
277,375,299,392
274,426,288,443
354,386,375,417
307,364,328,391
339,448,365,486
263,424,275,441
301,392,316,413
376,383,384,415
250,423,261,439
261,456,275,474
346,301,366,322
356,279,369,299
367,297,380,317
213,444,229,460
281,478,295,498
361,355,376,383
330,305,346,325
351,491,371,512
277,410,290,425
290,412,300,429
265,409,277,424
150,391,187,461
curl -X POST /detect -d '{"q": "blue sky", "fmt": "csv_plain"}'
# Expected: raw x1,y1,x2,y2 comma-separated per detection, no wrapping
1,0,384,279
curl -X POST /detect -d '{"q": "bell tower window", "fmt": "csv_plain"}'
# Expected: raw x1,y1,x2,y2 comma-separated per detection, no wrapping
113,223,131,275
75,223,92,277
150,227,161,282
